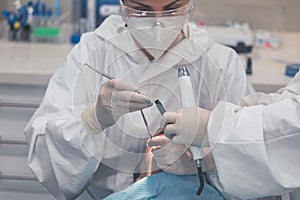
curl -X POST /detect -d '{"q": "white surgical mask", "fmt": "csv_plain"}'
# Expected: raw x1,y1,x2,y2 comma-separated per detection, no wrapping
127,16,186,60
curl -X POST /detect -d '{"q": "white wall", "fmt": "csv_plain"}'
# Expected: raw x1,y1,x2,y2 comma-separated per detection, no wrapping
0,1,7,21
193,0,300,32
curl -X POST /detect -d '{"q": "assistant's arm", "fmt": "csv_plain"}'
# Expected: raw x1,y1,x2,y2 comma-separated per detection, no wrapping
207,73,300,199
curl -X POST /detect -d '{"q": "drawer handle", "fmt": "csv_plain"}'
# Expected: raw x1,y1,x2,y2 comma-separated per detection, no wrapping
0,99,40,108
0,139,28,145
0,172,37,181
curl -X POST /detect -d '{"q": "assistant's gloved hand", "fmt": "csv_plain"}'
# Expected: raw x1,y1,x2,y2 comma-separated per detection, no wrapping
160,106,211,147
96,79,152,129
147,135,197,175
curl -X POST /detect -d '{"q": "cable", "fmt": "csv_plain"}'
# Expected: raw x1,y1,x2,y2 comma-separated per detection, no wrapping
196,166,204,196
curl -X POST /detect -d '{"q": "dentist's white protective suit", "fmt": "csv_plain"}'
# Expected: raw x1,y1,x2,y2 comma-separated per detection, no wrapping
25,15,252,200
207,72,300,199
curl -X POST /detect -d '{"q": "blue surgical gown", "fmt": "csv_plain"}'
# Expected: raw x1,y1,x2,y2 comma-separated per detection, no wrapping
104,172,224,200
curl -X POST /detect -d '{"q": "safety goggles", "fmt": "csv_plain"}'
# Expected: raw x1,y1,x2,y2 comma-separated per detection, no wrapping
120,1,193,19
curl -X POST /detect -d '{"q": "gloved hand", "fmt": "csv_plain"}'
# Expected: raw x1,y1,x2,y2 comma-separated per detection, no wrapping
160,106,211,147
147,135,197,175
96,79,152,129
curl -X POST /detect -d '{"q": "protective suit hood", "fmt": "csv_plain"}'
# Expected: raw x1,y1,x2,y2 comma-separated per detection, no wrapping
94,15,214,66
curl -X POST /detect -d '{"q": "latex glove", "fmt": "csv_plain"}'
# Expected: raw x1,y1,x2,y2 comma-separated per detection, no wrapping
160,106,211,147
96,79,152,129
147,135,197,175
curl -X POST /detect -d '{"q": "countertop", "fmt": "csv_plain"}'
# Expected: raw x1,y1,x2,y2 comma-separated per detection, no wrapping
244,32,300,92
0,32,300,91
0,40,72,86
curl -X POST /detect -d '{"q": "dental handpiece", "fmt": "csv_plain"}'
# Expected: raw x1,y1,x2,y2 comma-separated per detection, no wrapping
178,66,204,196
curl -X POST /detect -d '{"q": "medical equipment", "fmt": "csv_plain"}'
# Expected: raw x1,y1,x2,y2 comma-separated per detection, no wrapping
87,0,96,31
246,57,252,75
70,0,88,44
285,64,300,77
2,1,32,41
84,63,114,80
178,66,204,196
70,0,119,44
2,0,63,42
204,23,254,54
155,100,166,115
97,0,120,25
140,109,153,138
154,99,195,159
84,63,153,138
256,30,280,49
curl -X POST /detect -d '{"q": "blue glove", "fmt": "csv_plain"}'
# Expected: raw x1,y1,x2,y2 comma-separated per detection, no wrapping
104,172,224,200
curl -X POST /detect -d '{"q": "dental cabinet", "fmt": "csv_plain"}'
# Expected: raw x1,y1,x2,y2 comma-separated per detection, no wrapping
0,32,299,199
0,41,72,199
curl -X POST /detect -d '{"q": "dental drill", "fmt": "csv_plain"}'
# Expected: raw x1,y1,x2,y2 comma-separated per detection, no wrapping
154,67,205,196
178,66,204,196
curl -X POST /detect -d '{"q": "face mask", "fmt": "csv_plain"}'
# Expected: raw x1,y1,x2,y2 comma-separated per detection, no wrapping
127,16,186,60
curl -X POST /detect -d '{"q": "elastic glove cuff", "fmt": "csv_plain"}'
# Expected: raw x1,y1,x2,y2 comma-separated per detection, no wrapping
82,103,104,134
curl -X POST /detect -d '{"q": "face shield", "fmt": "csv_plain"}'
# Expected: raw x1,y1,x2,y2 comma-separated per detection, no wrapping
119,0,193,60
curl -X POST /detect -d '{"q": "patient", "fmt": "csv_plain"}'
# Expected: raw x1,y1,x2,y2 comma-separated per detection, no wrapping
104,129,223,200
